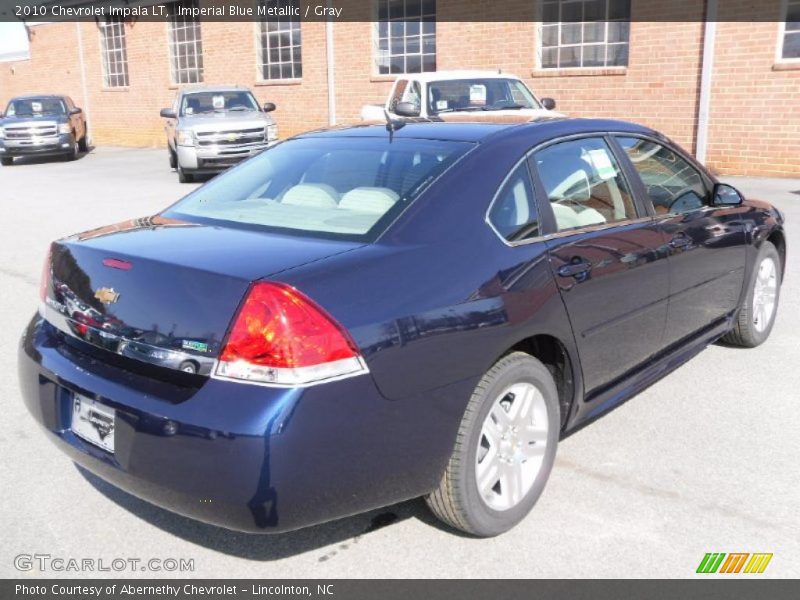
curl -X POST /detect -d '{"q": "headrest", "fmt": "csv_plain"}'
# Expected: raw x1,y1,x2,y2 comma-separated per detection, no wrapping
282,183,340,208
338,187,399,214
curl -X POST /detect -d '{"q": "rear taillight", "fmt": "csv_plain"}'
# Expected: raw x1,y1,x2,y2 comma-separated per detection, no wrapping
39,247,51,303
215,282,368,386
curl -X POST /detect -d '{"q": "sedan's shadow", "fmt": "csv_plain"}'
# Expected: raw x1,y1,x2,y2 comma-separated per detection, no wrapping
76,465,461,560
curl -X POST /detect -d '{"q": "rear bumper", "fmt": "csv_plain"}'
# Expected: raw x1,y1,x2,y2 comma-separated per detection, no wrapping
19,315,466,533
176,142,275,173
0,133,75,157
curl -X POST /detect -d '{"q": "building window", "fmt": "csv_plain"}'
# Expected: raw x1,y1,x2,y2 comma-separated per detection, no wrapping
168,0,203,84
257,0,302,80
782,0,800,60
374,0,436,75
99,17,129,88
539,0,631,69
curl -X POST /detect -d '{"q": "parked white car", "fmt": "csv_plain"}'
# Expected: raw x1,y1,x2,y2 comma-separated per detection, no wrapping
361,70,562,122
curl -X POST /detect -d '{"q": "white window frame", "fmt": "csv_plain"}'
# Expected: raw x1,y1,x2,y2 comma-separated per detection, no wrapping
777,0,800,63
536,0,631,70
98,16,129,88
167,0,204,85
255,0,302,82
372,0,436,76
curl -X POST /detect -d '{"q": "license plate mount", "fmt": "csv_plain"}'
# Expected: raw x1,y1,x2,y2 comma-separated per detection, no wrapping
71,394,115,453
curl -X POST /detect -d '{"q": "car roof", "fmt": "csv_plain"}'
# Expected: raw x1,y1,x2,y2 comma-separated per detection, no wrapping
178,85,252,94
296,118,662,146
403,70,523,83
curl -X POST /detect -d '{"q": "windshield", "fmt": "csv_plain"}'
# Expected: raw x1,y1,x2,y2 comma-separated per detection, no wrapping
180,91,259,116
164,136,473,240
5,97,66,117
427,79,540,114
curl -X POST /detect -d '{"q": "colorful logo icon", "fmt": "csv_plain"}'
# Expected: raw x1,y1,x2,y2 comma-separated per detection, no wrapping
697,553,773,574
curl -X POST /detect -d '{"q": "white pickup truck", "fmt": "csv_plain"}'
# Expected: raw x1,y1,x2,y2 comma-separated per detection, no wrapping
361,70,562,122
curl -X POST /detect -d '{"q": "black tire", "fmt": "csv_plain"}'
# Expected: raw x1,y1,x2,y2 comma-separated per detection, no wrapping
426,352,560,537
178,360,199,374
722,241,782,348
0,157,12,166
78,131,88,153
169,147,177,169
64,139,79,161
177,164,193,183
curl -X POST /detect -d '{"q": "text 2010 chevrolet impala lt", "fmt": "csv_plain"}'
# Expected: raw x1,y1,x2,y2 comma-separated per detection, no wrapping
19,119,785,536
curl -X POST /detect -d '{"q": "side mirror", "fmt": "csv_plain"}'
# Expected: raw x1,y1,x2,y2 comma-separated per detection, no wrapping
394,101,420,117
541,97,557,110
160,108,177,119
712,183,743,207
262,102,276,113
69,107,82,115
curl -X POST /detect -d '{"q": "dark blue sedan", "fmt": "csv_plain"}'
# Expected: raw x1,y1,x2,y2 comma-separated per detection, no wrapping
19,118,785,536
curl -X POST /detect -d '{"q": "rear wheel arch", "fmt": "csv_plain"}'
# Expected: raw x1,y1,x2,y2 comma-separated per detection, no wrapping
766,228,786,276
505,334,578,430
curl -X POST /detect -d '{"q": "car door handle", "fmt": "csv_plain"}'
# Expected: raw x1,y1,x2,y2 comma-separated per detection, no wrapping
557,260,592,278
669,234,692,249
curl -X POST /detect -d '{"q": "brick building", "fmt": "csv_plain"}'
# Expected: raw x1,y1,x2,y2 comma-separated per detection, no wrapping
1,0,799,176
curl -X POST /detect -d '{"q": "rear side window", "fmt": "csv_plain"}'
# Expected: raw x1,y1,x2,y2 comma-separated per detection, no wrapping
165,137,473,240
616,136,709,215
533,137,636,232
488,162,539,242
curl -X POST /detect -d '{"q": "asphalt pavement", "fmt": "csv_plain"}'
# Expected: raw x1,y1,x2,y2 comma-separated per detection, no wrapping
0,147,798,578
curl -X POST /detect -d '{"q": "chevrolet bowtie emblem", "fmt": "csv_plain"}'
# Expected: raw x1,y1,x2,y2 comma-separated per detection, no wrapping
226,133,240,141
94,287,120,304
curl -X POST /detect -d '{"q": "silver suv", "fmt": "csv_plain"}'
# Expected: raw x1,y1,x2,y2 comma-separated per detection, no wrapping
160,85,278,183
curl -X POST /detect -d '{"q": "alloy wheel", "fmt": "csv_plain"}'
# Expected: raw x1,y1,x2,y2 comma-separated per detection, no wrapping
752,256,777,333
475,382,549,511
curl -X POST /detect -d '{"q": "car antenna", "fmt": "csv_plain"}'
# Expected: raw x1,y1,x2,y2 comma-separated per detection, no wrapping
383,107,405,140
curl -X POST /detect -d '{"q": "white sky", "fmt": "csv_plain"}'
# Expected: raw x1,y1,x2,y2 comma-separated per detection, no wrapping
0,23,30,62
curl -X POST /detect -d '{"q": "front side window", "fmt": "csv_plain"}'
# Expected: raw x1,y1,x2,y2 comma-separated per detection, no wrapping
165,137,473,240
168,0,203,84
179,91,260,116
427,78,540,114
5,97,66,117
99,17,129,88
488,162,539,242
782,0,800,60
257,0,302,80
374,0,436,74
533,137,636,232
616,137,709,215
540,0,631,69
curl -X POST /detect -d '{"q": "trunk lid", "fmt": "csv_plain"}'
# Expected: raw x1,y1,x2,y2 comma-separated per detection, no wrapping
43,216,362,375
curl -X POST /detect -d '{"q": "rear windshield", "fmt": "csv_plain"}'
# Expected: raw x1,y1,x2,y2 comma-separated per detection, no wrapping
164,136,473,240
6,97,66,117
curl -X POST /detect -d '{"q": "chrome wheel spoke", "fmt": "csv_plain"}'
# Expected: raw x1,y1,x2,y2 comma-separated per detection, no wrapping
502,462,524,506
477,454,501,496
520,424,548,446
519,440,546,461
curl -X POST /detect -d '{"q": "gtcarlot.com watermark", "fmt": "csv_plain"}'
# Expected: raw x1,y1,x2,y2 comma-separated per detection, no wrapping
14,553,195,573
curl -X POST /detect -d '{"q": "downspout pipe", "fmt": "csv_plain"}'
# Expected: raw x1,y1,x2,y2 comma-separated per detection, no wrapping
325,0,336,126
695,0,718,164
75,21,92,145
